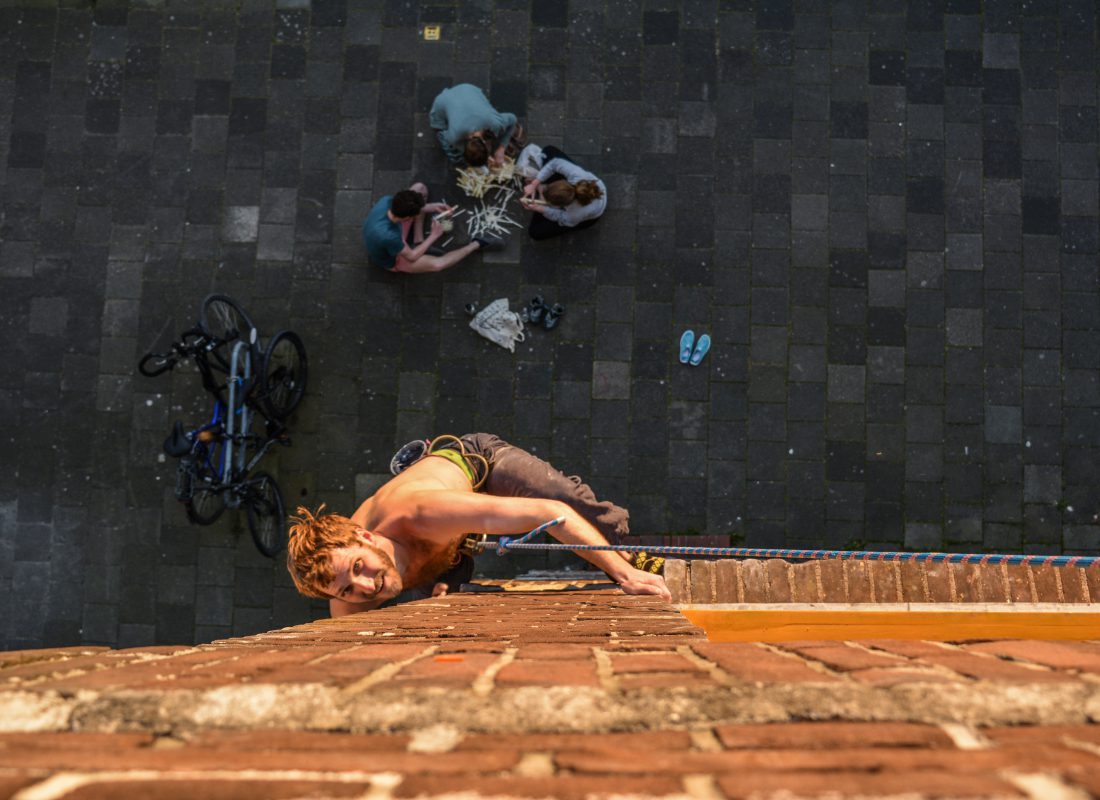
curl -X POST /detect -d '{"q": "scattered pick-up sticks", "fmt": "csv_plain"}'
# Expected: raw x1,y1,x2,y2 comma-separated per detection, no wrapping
455,158,521,199
467,188,525,239
452,157,527,240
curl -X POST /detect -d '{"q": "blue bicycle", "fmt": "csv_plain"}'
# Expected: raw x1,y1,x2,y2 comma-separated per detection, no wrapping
140,295,307,557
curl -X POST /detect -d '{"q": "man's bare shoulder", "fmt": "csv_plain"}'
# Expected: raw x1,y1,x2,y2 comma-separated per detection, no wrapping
352,458,474,527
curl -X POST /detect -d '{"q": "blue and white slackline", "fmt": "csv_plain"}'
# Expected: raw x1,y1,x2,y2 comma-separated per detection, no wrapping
470,516,1100,569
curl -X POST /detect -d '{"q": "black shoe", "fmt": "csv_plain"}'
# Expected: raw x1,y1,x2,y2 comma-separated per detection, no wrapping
544,304,564,331
543,305,563,332
527,295,546,325
474,235,505,251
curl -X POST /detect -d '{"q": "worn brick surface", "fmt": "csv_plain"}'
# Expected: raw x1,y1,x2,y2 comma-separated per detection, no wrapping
788,561,818,603
845,560,873,603
0,590,1098,798
691,641,839,684
869,561,901,603
684,558,1100,605
714,722,954,750
817,560,847,603
776,642,904,673
897,562,927,603
950,561,983,603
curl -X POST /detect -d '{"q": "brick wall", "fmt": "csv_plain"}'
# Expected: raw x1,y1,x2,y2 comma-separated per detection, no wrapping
666,557,1100,605
1,588,1099,798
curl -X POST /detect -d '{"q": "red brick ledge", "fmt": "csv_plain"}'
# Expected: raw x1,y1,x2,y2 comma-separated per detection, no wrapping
1,589,1100,799
666,558,1100,604
1,590,1099,736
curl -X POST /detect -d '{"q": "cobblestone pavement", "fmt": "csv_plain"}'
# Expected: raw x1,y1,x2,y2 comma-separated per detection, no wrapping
3,0,1100,649
1,590,1099,798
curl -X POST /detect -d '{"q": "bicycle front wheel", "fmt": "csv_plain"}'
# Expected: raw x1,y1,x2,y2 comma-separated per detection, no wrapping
260,331,308,418
244,471,286,557
139,352,177,377
199,294,257,367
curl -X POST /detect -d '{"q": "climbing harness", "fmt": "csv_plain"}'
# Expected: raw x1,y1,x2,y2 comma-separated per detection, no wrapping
471,518,1100,569
389,434,490,491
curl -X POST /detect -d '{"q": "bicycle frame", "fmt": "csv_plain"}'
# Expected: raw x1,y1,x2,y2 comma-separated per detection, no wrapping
224,340,251,482
191,403,228,482
183,341,287,495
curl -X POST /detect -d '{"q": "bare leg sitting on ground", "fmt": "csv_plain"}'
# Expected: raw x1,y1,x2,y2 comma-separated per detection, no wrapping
394,241,483,274
390,182,504,274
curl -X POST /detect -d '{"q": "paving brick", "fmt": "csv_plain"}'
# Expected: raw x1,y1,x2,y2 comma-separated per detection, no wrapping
788,561,819,603
713,559,739,603
1061,567,1091,603
688,560,716,604
717,770,1023,799
896,562,927,602
391,653,501,689
1004,564,1036,603
868,561,901,603
497,659,598,687
844,561,873,603
964,641,1100,674
610,652,704,674
764,558,792,602
976,563,1009,603
777,642,903,672
693,642,839,683
817,559,848,602
923,563,954,603
740,559,769,603
714,722,953,750
929,651,1078,682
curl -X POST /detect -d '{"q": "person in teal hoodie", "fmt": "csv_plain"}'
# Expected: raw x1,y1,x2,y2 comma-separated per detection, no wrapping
362,182,504,274
429,84,519,167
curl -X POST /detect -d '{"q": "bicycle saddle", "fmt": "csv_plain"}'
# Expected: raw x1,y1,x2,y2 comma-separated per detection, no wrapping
163,421,191,457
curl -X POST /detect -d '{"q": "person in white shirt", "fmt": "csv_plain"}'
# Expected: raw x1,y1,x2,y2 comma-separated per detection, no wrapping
520,146,606,240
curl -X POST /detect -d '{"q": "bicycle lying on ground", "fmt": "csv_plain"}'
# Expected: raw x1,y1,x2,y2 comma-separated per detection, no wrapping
139,294,307,557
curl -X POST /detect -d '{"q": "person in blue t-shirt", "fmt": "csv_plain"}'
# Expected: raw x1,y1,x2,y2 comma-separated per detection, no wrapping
362,182,504,274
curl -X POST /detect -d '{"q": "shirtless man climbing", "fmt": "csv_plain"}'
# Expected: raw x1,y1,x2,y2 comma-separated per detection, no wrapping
286,433,670,617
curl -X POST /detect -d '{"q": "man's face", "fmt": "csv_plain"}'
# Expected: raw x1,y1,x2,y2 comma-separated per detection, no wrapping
323,532,403,607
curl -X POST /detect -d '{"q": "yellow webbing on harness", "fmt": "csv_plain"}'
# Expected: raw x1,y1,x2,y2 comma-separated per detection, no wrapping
426,435,489,490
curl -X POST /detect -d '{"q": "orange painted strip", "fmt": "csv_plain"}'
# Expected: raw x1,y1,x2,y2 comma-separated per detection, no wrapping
680,607,1100,642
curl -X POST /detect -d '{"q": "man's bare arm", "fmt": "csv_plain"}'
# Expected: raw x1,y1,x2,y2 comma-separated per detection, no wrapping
406,491,670,600
329,596,384,618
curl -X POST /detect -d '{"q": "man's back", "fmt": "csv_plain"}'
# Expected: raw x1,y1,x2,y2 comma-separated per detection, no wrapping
361,195,402,268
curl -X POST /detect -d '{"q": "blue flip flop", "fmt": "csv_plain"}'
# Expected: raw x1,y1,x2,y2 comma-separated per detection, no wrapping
690,333,711,366
679,330,695,364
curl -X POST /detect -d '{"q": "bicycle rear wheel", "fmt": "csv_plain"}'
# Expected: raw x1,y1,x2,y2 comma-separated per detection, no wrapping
199,294,257,368
244,471,286,557
185,462,227,525
259,331,308,418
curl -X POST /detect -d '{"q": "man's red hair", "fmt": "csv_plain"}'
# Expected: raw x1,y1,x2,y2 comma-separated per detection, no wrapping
286,505,360,599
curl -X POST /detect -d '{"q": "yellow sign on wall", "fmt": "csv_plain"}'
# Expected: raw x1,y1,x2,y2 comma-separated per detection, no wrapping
423,25,441,41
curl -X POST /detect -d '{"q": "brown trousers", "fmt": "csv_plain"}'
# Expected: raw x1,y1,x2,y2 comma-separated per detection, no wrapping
453,433,630,545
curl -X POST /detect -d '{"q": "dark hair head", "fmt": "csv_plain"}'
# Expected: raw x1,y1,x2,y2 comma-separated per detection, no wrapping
390,189,425,219
463,131,498,167
574,180,603,206
543,180,576,207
